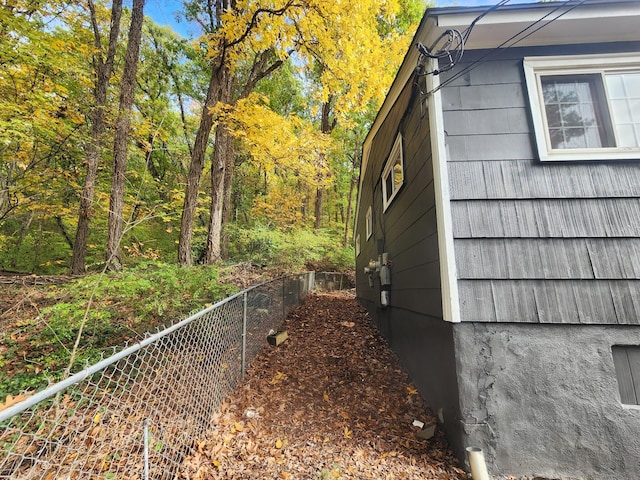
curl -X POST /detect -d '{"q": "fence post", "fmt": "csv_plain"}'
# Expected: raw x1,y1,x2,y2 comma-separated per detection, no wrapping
282,276,286,321
241,291,248,379
143,419,149,480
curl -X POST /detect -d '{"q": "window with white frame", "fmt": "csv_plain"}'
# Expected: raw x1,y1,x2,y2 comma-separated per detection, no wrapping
382,133,404,210
524,54,640,161
365,206,373,239
355,233,361,257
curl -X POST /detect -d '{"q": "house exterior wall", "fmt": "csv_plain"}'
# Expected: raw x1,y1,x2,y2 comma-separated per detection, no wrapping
356,79,442,317
441,42,640,478
453,323,640,480
355,79,465,444
355,80,439,315
356,24,640,478
441,42,640,325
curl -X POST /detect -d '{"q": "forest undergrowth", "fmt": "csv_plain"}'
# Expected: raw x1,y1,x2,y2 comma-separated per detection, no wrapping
0,263,273,402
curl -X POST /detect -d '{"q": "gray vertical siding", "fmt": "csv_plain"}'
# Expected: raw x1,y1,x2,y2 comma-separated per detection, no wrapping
441,43,640,325
355,77,459,442
356,78,443,319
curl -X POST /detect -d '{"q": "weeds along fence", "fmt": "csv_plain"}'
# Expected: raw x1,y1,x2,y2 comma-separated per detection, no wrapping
0,272,316,480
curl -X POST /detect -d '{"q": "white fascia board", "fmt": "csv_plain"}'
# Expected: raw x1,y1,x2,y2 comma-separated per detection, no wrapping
426,58,460,324
429,2,640,50
434,2,639,28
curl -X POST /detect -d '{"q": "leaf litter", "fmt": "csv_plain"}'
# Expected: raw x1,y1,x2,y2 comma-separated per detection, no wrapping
180,291,468,479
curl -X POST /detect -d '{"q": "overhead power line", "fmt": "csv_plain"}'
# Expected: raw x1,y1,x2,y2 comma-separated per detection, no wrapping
424,0,593,96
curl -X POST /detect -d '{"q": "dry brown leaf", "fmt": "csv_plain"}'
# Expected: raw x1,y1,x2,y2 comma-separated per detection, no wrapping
0,393,31,412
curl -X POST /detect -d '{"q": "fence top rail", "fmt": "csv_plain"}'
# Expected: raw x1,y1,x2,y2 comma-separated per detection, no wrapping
0,272,312,423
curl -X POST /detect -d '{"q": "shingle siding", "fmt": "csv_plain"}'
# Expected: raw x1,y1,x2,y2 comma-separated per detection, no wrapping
458,279,640,324
449,161,640,199
442,43,640,325
453,199,640,238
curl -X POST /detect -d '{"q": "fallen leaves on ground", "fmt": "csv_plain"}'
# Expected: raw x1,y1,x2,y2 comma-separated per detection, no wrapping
180,291,467,479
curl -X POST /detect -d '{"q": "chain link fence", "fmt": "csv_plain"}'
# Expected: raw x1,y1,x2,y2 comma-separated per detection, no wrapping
0,272,315,480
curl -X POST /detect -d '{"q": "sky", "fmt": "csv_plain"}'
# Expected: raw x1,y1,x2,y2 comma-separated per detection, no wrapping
143,0,540,39
144,0,199,38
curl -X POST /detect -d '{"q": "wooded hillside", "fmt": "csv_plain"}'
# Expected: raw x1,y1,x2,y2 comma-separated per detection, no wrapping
0,0,427,274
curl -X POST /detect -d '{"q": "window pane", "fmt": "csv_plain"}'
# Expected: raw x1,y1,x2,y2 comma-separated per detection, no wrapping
393,160,403,191
632,99,640,119
607,74,626,99
546,104,561,127
385,173,393,202
548,128,564,149
617,124,638,148
611,99,632,123
584,127,604,148
624,73,640,98
562,127,588,148
542,82,558,103
606,73,640,148
541,75,614,149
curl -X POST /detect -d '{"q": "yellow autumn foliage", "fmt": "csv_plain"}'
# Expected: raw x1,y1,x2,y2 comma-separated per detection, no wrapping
216,93,336,225
208,0,412,123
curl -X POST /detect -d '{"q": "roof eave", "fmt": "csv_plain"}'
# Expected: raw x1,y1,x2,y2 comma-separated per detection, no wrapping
356,0,640,222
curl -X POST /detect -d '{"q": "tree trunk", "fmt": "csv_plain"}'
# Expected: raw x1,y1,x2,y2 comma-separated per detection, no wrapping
55,216,74,249
207,51,284,262
104,0,145,271
177,64,223,266
70,0,123,274
222,150,234,227
220,149,235,258
314,187,323,230
204,125,231,264
313,97,336,231
0,159,15,221
343,175,356,247
204,66,233,264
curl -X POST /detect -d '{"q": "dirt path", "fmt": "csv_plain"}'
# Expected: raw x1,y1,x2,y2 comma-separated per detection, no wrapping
180,291,467,479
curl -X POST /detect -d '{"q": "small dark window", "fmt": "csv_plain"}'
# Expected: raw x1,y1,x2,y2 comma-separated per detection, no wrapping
612,345,640,405
381,133,404,211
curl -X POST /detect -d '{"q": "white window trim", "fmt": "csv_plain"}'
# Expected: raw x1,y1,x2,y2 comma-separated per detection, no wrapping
365,206,373,239
382,132,404,211
523,53,640,162
355,233,361,257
